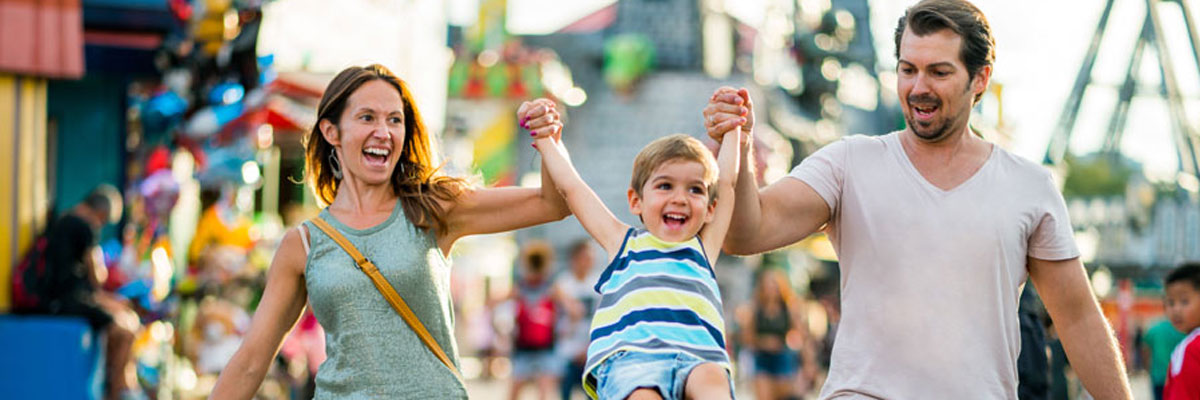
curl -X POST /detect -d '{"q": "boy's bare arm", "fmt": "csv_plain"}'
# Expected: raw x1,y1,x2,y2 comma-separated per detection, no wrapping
533,136,629,258
699,127,743,263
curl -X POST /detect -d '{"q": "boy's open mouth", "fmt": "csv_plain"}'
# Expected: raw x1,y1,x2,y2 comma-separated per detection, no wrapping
663,212,688,230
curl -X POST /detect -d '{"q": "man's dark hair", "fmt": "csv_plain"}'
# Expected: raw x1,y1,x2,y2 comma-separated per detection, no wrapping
894,0,996,103
83,184,122,223
1167,263,1200,291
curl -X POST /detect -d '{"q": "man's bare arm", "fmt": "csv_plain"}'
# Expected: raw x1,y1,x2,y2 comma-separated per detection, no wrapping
1029,256,1131,399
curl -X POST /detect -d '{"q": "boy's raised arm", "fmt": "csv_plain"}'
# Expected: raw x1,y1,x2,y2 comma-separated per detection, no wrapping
533,136,629,258
699,128,743,262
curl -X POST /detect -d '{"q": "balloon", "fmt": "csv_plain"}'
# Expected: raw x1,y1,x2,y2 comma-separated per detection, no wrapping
604,34,655,92
257,54,276,86
145,146,172,176
140,170,180,220
208,82,245,105
243,87,267,109
142,90,188,133
183,102,244,139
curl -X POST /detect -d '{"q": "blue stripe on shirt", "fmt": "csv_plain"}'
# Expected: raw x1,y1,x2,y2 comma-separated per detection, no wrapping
589,307,726,349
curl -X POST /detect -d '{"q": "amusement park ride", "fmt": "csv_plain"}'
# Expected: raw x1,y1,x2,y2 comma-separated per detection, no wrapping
1045,0,1200,190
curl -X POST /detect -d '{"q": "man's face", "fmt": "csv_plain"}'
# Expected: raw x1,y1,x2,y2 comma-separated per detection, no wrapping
1165,281,1200,333
896,27,987,142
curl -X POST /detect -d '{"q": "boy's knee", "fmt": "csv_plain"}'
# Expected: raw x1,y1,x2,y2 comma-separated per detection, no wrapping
684,363,731,400
627,388,664,400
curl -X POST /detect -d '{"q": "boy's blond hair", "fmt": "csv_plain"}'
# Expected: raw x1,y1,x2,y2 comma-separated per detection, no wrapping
630,134,719,203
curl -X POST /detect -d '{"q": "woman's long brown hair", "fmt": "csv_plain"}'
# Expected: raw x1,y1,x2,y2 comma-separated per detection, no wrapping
304,64,467,232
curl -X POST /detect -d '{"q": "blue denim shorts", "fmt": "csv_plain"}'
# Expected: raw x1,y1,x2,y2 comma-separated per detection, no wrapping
752,349,798,377
591,351,733,399
511,349,563,380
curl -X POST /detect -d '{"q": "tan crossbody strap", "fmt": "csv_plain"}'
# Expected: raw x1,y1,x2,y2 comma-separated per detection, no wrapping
307,217,462,380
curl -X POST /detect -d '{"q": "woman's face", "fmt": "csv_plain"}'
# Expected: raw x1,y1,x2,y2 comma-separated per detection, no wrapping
758,273,780,302
323,80,407,186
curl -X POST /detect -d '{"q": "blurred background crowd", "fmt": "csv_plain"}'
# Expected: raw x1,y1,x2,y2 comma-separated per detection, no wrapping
0,0,1197,398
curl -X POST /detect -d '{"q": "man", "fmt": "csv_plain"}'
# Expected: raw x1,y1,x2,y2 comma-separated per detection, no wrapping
43,184,143,400
702,0,1131,398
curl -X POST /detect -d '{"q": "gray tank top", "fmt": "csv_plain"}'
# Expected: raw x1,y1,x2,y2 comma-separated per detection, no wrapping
303,203,466,399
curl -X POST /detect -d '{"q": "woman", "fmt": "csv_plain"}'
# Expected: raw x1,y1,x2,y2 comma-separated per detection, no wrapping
506,240,579,400
212,64,568,398
740,268,817,400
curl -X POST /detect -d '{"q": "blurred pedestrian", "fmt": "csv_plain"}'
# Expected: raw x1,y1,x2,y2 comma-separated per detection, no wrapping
212,64,570,399
186,183,253,285
739,268,816,400
1142,317,1185,400
507,240,580,400
42,184,144,400
703,0,1131,397
1163,263,1200,399
555,239,600,399
1017,286,1050,400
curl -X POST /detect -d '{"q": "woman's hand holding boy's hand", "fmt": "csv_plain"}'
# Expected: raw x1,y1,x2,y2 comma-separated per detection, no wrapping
518,98,563,146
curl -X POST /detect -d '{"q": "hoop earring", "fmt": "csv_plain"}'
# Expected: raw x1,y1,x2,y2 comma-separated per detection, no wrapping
329,151,344,180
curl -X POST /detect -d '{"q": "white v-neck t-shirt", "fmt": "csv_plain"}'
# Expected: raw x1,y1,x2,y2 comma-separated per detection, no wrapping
789,132,1079,399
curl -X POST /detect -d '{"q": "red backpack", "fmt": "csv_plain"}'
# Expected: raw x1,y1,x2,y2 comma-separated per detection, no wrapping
11,234,50,312
514,293,557,350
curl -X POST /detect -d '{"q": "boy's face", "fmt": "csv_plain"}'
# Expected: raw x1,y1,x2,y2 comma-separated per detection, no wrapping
628,159,715,243
1165,281,1200,333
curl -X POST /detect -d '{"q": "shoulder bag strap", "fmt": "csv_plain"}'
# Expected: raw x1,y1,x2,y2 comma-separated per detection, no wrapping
307,217,462,380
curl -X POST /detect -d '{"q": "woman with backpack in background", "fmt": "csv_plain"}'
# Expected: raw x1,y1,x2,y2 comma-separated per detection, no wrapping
507,240,582,400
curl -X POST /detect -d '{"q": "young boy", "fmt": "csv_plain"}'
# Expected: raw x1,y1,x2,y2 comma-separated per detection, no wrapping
1164,263,1200,399
527,103,746,400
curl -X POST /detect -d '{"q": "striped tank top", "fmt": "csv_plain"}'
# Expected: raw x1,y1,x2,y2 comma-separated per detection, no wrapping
583,228,730,397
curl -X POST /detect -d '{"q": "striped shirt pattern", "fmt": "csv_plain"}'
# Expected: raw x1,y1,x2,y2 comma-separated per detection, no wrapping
582,228,730,398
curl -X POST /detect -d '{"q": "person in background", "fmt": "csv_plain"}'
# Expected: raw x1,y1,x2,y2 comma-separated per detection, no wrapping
187,183,253,278
507,240,581,400
1143,315,1186,400
556,239,600,400
211,65,570,399
1163,263,1200,399
42,184,144,400
1017,286,1050,400
739,268,817,400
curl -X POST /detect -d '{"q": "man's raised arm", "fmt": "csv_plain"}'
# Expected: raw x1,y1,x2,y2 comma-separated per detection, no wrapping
702,87,831,255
